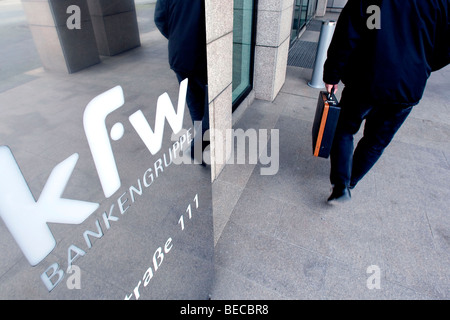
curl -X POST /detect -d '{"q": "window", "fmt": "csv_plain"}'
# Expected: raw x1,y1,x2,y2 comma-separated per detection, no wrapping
307,0,318,22
290,0,308,45
290,0,318,47
232,0,256,110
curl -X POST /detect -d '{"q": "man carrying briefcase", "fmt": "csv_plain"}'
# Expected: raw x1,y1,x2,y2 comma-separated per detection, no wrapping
323,0,449,203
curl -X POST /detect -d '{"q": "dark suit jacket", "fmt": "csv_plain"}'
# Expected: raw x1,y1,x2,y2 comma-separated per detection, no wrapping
154,0,207,79
324,0,449,106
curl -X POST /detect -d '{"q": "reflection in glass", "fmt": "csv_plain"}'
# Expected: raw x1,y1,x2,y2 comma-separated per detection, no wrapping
290,0,318,46
0,0,213,300
232,0,255,108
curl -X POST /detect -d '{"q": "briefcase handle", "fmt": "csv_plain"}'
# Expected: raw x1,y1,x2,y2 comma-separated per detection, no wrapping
327,85,336,101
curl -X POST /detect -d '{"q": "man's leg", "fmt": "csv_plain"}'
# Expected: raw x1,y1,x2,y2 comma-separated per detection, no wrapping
329,89,371,201
175,73,208,124
175,72,209,165
350,104,413,188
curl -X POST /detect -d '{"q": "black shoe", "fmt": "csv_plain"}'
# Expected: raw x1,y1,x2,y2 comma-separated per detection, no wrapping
349,181,357,190
327,185,351,203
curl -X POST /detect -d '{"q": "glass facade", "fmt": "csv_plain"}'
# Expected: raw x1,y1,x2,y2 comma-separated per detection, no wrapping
291,0,307,44
232,0,256,109
290,0,318,46
232,0,317,107
307,0,318,21
0,1,214,299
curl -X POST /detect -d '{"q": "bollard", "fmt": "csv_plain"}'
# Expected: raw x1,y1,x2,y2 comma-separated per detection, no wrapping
308,20,337,89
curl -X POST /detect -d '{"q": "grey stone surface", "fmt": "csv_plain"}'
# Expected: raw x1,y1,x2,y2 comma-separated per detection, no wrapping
212,179,244,245
253,1,293,102
0,2,213,299
22,0,101,74
205,0,234,182
2,3,448,300
207,32,233,104
257,0,294,12
205,0,233,44
212,12,450,299
87,0,137,17
90,8,141,56
21,0,92,27
212,265,288,300
209,83,233,179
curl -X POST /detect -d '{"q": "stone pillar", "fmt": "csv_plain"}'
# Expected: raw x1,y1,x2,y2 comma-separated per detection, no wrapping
254,0,294,101
316,0,328,17
21,0,100,74
205,0,234,181
327,0,347,11
87,0,141,56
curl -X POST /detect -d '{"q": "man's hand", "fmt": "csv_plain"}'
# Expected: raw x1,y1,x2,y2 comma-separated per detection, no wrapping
325,84,338,94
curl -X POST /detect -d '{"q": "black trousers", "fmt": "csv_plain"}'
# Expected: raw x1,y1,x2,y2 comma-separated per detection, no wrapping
175,72,209,137
330,88,413,188
175,72,210,163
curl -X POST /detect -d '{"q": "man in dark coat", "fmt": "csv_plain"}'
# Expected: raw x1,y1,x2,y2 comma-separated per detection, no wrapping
154,0,209,163
323,0,449,202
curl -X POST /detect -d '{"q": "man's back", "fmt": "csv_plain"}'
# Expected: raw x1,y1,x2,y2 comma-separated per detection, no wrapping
154,0,207,76
324,0,449,106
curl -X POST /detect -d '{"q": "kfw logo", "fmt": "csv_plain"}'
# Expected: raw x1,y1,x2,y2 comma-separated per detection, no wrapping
0,80,188,266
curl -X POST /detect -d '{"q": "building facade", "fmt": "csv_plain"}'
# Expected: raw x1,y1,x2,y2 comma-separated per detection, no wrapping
206,0,345,180
0,0,349,300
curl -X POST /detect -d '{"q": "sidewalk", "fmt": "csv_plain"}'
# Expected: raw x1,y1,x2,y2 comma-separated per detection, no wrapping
0,3,448,299
210,16,450,299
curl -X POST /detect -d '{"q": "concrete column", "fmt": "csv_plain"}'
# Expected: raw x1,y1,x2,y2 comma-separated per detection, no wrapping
327,0,347,11
205,0,234,181
21,0,100,74
316,0,328,17
87,0,141,56
254,0,294,101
